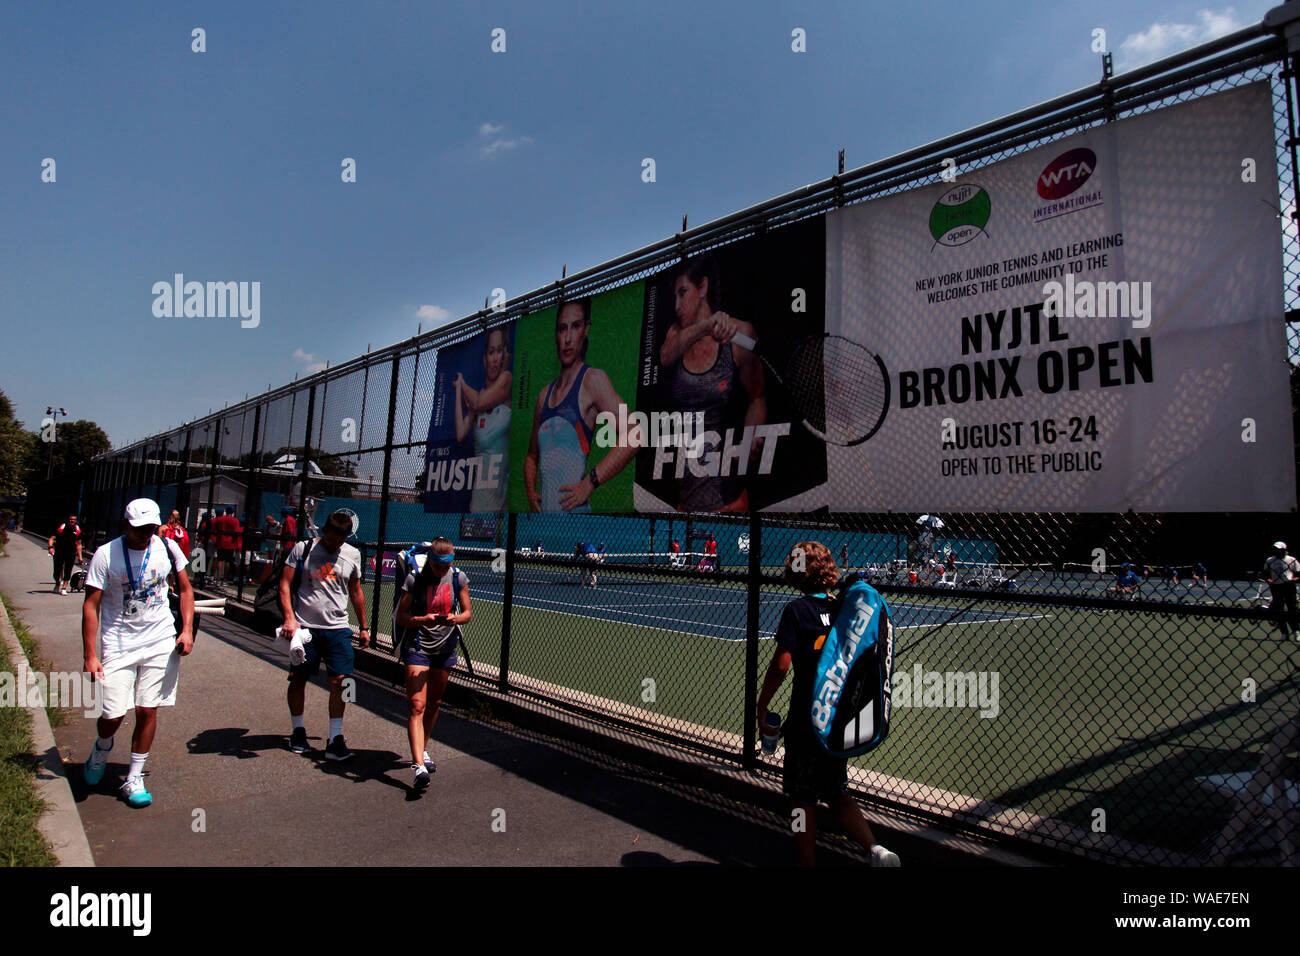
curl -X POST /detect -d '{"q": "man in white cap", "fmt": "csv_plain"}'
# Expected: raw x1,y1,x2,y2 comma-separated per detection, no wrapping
81,498,195,807
1263,541,1300,640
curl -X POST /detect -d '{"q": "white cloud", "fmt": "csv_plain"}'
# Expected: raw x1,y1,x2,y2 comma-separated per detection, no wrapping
416,304,452,322
292,347,328,373
1117,8,1243,71
475,122,533,158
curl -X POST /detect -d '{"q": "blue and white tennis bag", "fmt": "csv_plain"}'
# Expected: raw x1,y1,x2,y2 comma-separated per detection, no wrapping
811,579,896,757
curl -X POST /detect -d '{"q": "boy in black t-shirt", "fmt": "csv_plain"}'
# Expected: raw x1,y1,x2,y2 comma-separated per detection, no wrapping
757,540,901,867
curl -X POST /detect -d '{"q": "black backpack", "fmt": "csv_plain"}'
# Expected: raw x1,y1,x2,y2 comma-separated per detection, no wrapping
250,539,315,637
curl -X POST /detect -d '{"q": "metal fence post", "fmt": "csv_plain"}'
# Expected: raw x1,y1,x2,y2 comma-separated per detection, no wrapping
370,354,401,639
238,405,262,604
177,429,192,533
134,444,146,499
152,439,164,505
298,386,317,540
743,511,762,770
499,512,518,692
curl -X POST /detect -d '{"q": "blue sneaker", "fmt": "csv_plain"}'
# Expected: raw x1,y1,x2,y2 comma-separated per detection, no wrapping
423,750,436,774
120,775,152,808
83,740,111,786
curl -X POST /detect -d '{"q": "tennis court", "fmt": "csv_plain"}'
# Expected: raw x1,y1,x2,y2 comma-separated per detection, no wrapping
341,545,1295,862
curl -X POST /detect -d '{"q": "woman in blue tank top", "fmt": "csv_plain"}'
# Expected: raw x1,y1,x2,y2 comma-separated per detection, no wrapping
525,298,640,512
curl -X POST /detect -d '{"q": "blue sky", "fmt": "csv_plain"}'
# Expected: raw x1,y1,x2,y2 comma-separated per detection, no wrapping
0,0,1278,447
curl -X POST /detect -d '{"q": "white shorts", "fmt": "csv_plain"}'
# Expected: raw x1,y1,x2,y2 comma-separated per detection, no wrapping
100,640,181,718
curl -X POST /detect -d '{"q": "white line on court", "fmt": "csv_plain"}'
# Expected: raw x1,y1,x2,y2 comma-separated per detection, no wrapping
473,595,771,641
896,613,1053,630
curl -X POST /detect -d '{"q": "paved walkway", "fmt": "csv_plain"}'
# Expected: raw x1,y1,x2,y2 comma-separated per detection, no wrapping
0,532,871,866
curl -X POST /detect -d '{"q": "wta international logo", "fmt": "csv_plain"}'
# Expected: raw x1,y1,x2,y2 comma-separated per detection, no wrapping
1032,147,1102,222
1037,147,1096,199
929,184,991,248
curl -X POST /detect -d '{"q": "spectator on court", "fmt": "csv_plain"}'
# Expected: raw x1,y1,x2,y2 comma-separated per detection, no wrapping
80,498,194,808
395,537,471,791
48,513,84,594
280,510,370,760
840,543,849,571
1263,541,1300,640
158,511,190,565
1190,562,1207,588
756,540,900,868
535,541,544,556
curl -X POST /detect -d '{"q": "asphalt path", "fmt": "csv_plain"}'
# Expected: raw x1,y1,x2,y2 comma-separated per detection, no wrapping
0,532,828,866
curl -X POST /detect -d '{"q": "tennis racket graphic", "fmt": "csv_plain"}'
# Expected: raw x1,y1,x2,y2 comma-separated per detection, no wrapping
731,332,890,446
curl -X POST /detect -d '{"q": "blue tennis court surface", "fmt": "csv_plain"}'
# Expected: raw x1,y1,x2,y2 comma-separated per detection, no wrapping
468,568,1048,641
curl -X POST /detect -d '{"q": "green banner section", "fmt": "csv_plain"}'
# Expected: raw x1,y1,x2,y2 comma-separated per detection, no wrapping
507,281,644,513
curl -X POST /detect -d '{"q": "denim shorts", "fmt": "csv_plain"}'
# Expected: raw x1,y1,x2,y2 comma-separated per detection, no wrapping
398,633,458,670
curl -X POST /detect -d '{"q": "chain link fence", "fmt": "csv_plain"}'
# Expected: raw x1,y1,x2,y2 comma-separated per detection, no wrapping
21,23,1300,865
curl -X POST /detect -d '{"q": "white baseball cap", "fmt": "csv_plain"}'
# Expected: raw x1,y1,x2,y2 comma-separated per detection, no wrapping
124,498,162,527
1273,541,1287,551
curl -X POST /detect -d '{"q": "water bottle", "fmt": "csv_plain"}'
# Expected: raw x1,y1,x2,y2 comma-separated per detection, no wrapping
761,711,781,755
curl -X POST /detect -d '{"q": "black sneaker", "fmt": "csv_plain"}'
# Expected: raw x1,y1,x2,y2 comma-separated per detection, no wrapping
289,727,310,754
325,735,353,762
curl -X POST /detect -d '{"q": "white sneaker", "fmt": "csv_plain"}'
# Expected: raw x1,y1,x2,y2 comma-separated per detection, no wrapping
871,844,900,867
422,750,436,773
120,774,152,808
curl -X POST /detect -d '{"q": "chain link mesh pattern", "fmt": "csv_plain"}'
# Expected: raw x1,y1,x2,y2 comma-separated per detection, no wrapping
21,37,1299,864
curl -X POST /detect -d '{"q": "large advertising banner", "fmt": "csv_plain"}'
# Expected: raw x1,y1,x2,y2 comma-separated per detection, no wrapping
825,81,1294,512
506,282,644,513
422,322,516,514
633,216,829,512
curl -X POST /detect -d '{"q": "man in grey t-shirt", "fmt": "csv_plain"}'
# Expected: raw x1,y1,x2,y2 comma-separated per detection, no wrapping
280,510,369,760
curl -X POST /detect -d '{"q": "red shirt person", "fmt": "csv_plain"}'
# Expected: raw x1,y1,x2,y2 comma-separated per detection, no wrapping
159,510,191,558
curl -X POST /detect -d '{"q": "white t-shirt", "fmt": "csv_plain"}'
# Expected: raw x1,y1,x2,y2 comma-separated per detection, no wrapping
86,535,188,657
1265,554,1300,582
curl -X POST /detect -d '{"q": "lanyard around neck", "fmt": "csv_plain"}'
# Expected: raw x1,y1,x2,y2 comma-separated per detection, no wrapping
121,536,152,594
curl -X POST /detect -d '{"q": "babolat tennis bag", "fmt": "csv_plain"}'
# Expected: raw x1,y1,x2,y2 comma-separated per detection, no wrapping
811,578,896,757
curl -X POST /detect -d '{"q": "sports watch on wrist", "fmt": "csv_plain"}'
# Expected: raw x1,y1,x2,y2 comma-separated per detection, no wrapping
587,467,601,490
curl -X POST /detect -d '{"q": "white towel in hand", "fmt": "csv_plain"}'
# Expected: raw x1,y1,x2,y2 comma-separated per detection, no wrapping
277,626,314,665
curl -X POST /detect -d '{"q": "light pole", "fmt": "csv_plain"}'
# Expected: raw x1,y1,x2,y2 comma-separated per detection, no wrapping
45,406,66,479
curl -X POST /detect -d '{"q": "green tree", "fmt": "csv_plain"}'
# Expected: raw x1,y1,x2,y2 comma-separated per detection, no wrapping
0,389,36,496
23,419,111,485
